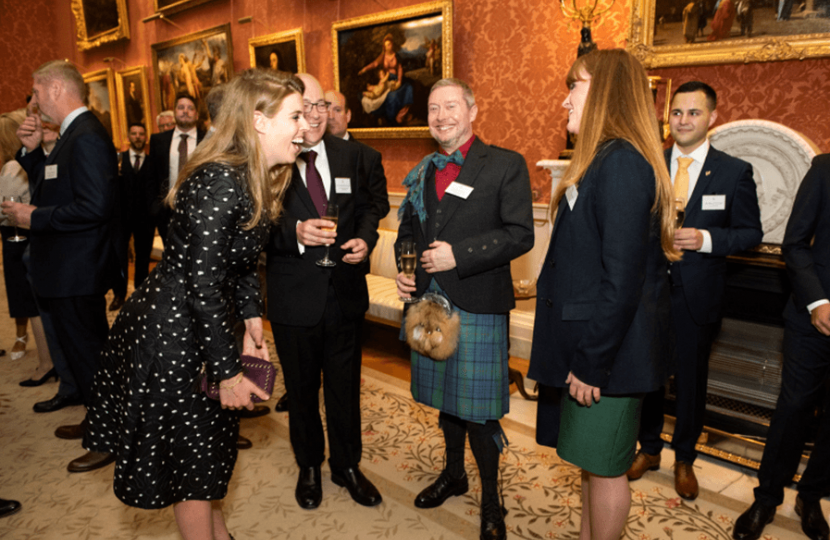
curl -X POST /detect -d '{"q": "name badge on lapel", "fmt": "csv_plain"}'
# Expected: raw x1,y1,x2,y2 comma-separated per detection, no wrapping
45,165,58,180
334,177,351,194
444,181,473,199
702,194,726,211
566,184,579,210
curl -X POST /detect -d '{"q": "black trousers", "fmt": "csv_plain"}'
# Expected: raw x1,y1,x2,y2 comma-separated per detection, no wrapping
273,284,363,470
755,305,830,506
638,284,720,463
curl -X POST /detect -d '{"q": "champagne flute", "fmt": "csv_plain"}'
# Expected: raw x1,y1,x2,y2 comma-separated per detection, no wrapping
399,240,418,304
674,198,686,229
316,203,339,268
3,196,26,242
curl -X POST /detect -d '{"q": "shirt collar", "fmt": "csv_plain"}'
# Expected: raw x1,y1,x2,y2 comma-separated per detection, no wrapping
672,139,709,163
60,106,88,136
302,139,326,157
439,134,476,158
173,126,196,139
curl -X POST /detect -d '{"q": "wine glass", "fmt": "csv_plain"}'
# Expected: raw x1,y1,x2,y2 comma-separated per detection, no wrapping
399,240,418,304
3,196,26,242
674,198,686,229
316,203,339,268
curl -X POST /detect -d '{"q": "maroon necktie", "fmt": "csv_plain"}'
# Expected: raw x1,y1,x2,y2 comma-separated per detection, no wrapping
178,133,188,172
300,151,327,217
133,154,141,172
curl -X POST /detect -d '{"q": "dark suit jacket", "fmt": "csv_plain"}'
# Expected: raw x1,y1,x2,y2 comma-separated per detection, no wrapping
666,145,762,325
528,140,673,394
16,110,126,298
782,154,830,321
145,128,205,217
396,137,534,314
266,134,379,327
119,150,148,223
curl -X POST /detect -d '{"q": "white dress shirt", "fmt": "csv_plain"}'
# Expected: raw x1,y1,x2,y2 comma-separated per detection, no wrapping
168,127,197,189
295,140,333,254
671,140,713,254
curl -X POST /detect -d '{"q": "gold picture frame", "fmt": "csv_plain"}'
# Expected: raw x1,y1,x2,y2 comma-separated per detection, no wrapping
332,0,453,139
70,0,130,52
249,28,306,73
83,68,122,150
627,0,830,67
154,0,215,18
115,66,152,146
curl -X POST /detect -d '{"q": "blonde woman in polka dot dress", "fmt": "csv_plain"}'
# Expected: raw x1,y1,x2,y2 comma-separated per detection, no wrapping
82,69,308,540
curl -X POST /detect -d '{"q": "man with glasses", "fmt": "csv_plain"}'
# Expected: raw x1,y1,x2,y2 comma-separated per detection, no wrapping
265,73,383,510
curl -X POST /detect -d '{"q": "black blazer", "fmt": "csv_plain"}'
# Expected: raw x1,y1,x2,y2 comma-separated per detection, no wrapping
528,140,673,394
119,150,147,222
16,111,126,298
665,145,762,325
265,134,380,327
782,154,830,320
145,128,205,216
396,137,534,314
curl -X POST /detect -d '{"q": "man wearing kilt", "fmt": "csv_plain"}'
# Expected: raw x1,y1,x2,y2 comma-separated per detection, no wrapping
395,78,534,540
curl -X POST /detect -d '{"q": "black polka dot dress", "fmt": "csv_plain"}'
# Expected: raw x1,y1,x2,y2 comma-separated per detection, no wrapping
84,163,269,509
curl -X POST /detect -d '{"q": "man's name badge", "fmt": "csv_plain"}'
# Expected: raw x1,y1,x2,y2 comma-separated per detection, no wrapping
334,177,351,194
45,165,58,180
566,184,578,210
445,181,473,199
701,194,726,211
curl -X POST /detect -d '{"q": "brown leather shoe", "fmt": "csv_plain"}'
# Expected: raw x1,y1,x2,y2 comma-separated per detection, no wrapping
626,450,661,481
55,418,87,440
674,461,699,500
67,451,115,473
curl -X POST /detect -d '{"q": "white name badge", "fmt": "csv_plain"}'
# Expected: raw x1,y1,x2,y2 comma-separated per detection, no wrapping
444,181,473,199
566,184,579,210
702,194,726,211
334,177,352,194
45,164,58,180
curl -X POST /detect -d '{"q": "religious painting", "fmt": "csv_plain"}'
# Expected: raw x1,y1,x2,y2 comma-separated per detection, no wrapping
154,0,215,17
629,0,830,66
70,0,130,51
249,29,306,74
332,0,453,139
83,68,122,149
151,25,234,130
115,66,152,147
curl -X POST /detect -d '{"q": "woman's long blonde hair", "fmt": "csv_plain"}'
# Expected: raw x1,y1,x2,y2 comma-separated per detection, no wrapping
166,69,304,229
554,49,681,262
0,109,26,165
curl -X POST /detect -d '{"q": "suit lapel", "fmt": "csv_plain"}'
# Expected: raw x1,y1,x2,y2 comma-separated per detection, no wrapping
433,138,487,237
46,112,85,166
686,147,719,216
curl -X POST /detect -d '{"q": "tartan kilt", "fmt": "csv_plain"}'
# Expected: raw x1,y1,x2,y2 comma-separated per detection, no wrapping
408,281,510,424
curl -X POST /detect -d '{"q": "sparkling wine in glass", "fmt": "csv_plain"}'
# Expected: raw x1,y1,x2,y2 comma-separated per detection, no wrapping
674,198,686,229
399,240,418,304
316,203,339,268
3,196,26,242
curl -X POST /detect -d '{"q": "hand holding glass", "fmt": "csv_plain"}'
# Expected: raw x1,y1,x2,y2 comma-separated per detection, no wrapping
399,240,418,304
316,203,339,268
3,196,26,242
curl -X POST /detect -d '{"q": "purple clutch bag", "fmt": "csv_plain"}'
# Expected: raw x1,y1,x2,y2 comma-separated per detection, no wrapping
198,355,276,403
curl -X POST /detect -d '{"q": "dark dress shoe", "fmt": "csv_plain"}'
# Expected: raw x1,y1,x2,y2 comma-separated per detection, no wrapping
236,435,253,450
733,501,776,540
480,500,506,540
33,393,83,413
674,461,699,500
20,367,58,387
414,471,469,508
55,418,87,440
331,466,382,507
0,499,21,518
67,451,115,473
108,295,125,311
238,405,270,419
626,450,661,481
796,496,830,540
295,466,322,509
274,393,289,412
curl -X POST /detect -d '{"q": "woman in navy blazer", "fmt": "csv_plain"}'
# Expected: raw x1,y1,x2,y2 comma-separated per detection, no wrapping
528,49,681,540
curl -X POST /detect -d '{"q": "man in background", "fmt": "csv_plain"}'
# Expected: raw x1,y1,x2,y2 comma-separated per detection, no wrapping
156,110,175,132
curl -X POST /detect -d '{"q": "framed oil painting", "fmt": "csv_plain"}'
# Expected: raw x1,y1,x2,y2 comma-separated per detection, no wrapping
249,28,306,74
332,0,453,139
83,68,122,149
115,66,152,146
151,24,234,129
70,0,130,51
628,0,830,67
154,0,215,18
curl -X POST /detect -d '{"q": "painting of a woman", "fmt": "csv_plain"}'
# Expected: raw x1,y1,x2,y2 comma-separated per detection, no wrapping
357,33,414,125
707,0,736,41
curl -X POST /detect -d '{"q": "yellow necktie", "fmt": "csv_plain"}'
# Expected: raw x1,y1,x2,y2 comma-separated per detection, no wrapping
674,156,694,207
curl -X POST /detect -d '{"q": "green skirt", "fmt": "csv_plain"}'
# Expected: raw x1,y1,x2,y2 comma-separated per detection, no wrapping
557,392,643,477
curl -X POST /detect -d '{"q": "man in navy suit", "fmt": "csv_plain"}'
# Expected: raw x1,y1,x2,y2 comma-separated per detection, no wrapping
733,156,830,540
627,81,763,499
4,60,126,472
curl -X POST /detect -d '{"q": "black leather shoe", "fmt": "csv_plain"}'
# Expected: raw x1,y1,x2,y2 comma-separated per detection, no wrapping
33,393,83,413
67,451,115,473
331,466,382,507
236,435,253,450
295,466,322,509
414,471,469,508
274,393,289,412
20,367,58,387
55,418,87,440
238,405,270,419
480,500,506,540
0,499,21,518
796,496,830,540
733,501,776,540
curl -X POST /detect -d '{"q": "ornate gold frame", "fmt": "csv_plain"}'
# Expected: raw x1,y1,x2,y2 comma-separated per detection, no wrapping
248,28,306,72
83,68,122,150
154,0,214,18
70,0,130,52
627,0,830,67
115,66,153,146
331,0,453,139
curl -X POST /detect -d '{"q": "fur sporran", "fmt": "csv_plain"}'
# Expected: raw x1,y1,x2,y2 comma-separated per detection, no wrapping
405,293,460,361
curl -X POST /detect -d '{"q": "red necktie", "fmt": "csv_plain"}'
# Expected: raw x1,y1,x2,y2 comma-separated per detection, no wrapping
301,151,327,217
178,134,188,172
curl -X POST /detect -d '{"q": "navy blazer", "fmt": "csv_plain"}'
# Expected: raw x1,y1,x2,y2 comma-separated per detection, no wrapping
528,140,673,394
16,111,126,298
266,134,379,327
665,145,763,325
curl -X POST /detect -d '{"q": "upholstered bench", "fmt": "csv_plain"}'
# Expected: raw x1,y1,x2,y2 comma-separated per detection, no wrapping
365,229,404,327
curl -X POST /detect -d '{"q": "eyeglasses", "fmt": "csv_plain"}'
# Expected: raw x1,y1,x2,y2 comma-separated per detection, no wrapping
303,101,330,114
